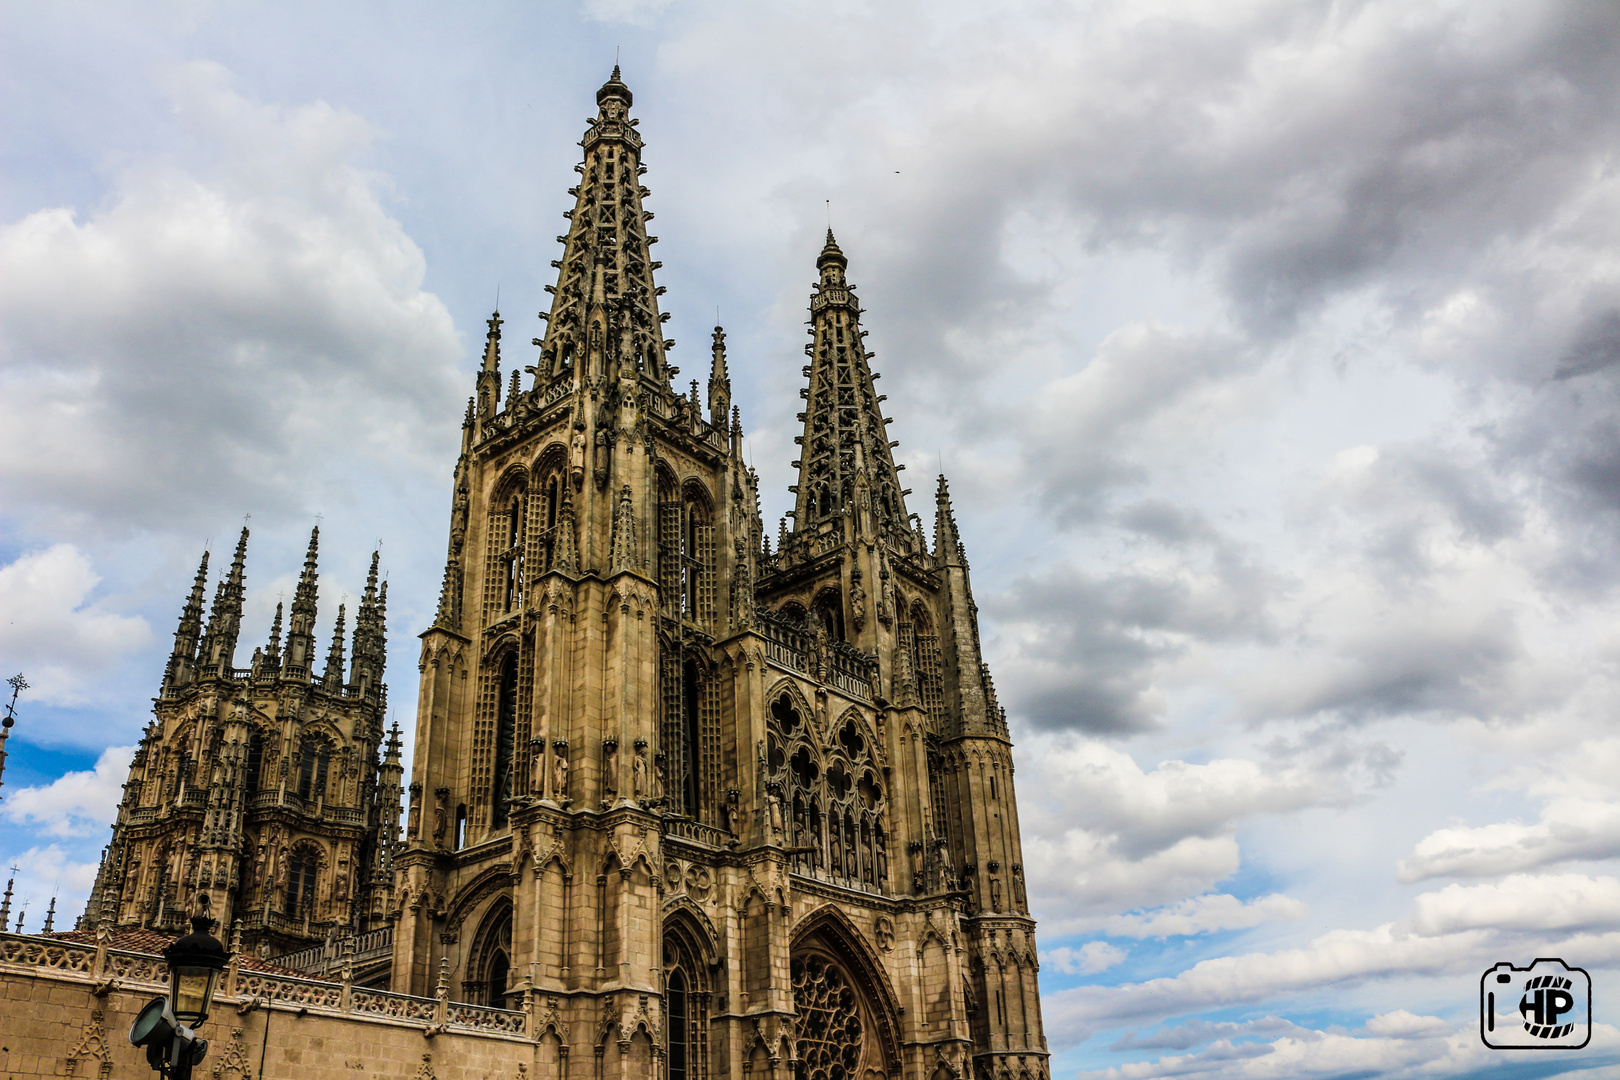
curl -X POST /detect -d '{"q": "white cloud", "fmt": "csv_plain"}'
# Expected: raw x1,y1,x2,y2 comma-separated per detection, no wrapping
1019,737,1349,931
1409,873,1620,935
1080,1018,1620,1080
1044,942,1130,976
0,60,462,536
2,745,134,839
1107,893,1308,939
0,546,149,705
1046,921,1490,1043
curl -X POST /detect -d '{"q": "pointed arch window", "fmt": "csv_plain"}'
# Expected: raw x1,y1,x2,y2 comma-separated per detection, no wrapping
658,476,715,627
297,741,330,801
284,852,317,915
243,728,264,796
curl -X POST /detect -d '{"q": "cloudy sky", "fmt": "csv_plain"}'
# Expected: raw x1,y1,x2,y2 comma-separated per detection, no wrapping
5,0,1620,1075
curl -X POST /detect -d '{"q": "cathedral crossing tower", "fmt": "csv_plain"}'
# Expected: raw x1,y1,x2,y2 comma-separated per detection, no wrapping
391,68,1048,1080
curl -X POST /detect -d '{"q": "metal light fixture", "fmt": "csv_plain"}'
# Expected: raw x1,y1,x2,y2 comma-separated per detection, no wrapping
130,894,231,1079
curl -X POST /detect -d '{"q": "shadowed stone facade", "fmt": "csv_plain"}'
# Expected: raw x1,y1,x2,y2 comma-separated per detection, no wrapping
80,528,405,962
391,69,1049,1080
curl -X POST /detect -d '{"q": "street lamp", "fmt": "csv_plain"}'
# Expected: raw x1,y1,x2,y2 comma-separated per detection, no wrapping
129,894,230,1079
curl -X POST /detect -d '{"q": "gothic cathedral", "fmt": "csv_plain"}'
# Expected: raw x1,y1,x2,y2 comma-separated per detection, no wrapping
390,69,1048,1079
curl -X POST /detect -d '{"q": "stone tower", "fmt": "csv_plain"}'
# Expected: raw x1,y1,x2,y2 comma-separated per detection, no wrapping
82,528,404,961
390,68,1047,1080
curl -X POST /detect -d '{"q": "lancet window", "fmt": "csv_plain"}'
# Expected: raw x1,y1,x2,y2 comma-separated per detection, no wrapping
661,650,721,821
490,653,518,829
484,473,528,623
658,475,715,628
662,920,711,1080
284,848,319,915
296,739,331,802
468,900,513,1006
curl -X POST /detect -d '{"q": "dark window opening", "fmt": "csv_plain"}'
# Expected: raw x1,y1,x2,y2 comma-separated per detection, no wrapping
682,659,701,817
455,805,468,849
492,654,518,829
668,968,688,1080
243,729,264,795
486,950,509,1008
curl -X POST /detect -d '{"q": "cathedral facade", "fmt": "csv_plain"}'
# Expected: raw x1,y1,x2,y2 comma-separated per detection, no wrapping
389,69,1048,1079
82,528,405,962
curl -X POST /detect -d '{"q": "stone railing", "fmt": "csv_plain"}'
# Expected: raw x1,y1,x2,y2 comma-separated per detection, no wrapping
758,608,812,673
270,925,394,976
0,930,530,1043
829,643,875,702
447,1002,527,1034
663,817,733,849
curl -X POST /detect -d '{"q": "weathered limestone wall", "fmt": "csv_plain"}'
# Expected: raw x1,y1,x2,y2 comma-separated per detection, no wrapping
0,933,530,1080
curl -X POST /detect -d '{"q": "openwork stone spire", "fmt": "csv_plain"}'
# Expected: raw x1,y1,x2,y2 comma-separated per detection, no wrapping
790,231,909,534
534,66,674,388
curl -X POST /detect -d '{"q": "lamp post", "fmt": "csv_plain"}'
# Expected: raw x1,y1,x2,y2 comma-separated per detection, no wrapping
129,894,230,1079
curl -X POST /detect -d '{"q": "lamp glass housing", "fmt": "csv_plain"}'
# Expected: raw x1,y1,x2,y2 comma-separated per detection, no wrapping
168,963,221,1026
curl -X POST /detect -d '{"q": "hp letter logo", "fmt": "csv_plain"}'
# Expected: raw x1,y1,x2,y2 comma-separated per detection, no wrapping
1481,959,1590,1049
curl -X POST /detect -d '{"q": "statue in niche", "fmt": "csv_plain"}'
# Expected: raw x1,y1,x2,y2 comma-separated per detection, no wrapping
602,740,619,797
432,788,449,846
850,568,867,631
875,832,888,884
765,787,784,841
570,422,587,488
990,877,1003,912
552,747,569,802
407,787,422,839
721,789,739,837
632,743,649,799
593,428,611,488
653,754,668,800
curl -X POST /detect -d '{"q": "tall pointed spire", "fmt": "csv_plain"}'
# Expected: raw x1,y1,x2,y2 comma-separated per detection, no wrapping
935,473,962,563
164,550,210,692
789,232,908,537
478,310,503,418
267,602,284,660
202,526,250,676
286,526,320,679
324,604,347,690
709,325,731,426
350,551,386,699
534,66,674,392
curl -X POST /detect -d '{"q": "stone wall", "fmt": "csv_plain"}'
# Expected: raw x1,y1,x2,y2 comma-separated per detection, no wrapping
0,932,530,1080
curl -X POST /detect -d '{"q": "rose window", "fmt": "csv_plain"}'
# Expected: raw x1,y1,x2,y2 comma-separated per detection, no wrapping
792,955,863,1080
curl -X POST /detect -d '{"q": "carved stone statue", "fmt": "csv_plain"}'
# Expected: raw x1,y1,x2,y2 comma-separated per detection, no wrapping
632,744,649,799
570,423,587,488
850,568,867,631
765,788,784,841
990,877,1003,912
602,740,619,796
552,750,569,801
531,739,546,795
432,788,449,846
